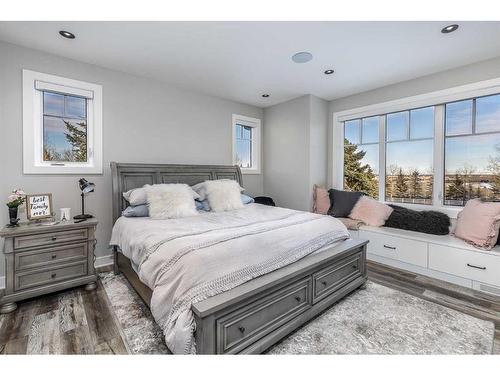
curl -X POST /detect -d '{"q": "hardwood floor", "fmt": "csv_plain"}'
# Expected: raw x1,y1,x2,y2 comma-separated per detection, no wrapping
0,267,128,354
1,262,499,354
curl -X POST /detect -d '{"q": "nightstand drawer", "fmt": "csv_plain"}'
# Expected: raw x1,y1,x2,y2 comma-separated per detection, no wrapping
14,228,88,249
15,261,88,291
15,243,88,271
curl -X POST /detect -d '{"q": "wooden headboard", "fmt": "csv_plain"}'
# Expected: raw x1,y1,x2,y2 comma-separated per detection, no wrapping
110,162,243,223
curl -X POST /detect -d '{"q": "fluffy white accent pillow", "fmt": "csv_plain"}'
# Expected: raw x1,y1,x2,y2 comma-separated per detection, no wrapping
146,184,198,219
192,179,243,201
204,180,245,212
124,184,199,205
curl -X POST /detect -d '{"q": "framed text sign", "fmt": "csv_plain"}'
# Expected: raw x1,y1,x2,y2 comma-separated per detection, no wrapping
26,193,53,220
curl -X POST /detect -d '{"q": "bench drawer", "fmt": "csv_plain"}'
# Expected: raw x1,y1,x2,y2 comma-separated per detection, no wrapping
429,244,500,287
313,254,361,302
15,261,87,291
14,228,88,249
360,230,428,267
15,242,88,271
216,278,312,353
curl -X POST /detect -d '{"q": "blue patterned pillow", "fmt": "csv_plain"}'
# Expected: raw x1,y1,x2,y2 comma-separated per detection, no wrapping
122,204,149,217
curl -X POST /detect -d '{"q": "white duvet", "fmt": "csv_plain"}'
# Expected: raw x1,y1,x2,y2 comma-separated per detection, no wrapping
109,203,349,353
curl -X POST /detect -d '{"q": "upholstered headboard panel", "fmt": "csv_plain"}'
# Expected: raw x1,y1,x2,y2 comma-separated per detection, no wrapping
110,162,243,223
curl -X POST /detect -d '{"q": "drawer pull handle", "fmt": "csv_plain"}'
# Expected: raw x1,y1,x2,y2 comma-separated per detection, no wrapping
51,254,57,259
51,237,57,241
321,281,327,286
467,263,486,270
383,245,396,250
51,273,57,278
295,296,301,302
238,326,245,334
352,264,357,269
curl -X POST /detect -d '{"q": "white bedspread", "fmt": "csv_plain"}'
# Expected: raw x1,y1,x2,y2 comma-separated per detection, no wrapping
109,203,349,353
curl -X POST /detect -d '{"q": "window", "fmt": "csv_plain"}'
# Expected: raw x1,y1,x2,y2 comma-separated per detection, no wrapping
385,107,434,205
23,70,102,174
444,95,500,206
334,77,500,215
232,115,261,174
42,92,87,162
343,117,379,198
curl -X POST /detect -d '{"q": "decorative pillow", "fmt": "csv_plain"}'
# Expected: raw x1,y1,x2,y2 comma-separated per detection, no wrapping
192,180,244,201
124,184,199,206
454,199,500,249
146,184,198,219
203,180,244,212
195,199,211,212
349,196,393,227
122,204,149,217
241,194,255,205
384,205,450,235
123,185,151,206
196,194,254,212
312,185,330,215
328,189,365,218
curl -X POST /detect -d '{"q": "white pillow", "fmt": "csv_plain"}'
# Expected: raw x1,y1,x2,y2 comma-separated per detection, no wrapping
124,184,199,205
192,180,244,201
204,180,245,212
146,184,198,219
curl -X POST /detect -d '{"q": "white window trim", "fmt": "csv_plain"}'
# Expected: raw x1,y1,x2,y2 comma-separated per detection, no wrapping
23,69,103,174
332,76,500,218
232,114,261,174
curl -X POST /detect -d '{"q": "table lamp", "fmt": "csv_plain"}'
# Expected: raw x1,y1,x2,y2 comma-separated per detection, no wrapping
74,178,95,220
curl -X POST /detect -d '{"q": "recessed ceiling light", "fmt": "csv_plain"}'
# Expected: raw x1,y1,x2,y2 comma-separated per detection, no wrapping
324,69,335,75
262,94,270,98
59,30,75,39
441,24,459,34
292,52,313,63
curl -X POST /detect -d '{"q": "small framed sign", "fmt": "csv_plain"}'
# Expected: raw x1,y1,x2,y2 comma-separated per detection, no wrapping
26,193,53,220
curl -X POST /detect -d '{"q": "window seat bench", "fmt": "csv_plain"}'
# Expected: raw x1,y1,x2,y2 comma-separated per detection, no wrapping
349,225,500,296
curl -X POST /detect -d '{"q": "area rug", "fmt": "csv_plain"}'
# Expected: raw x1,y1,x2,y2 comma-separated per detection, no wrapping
100,272,494,354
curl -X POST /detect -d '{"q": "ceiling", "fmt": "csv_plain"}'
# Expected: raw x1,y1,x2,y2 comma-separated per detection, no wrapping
1,21,500,108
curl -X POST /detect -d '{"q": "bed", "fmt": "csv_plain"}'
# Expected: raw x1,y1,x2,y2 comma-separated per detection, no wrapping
110,162,368,354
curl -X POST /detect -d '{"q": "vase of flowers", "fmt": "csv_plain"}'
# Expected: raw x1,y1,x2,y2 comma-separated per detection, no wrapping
6,189,26,227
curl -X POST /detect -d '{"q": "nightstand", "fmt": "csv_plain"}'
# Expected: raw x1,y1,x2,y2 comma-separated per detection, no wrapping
0,218,98,313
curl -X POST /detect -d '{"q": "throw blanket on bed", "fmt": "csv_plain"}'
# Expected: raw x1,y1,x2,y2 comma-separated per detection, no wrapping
110,204,349,354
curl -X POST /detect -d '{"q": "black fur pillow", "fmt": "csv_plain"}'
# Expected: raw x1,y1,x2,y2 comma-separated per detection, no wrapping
384,204,450,235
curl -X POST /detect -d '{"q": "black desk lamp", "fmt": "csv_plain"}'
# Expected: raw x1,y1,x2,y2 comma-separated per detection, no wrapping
74,178,95,220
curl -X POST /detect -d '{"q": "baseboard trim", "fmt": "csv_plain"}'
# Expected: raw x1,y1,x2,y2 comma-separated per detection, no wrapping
95,254,114,269
0,255,114,290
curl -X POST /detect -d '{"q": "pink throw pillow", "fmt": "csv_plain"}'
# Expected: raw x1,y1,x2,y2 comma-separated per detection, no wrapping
312,185,330,215
349,196,393,227
454,199,500,250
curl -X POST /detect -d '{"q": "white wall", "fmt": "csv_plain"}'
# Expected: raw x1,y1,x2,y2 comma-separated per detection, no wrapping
0,41,263,277
263,95,328,211
328,55,500,185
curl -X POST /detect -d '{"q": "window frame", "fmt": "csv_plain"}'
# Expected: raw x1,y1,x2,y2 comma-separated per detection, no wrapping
333,76,500,218
383,106,435,205
23,69,103,174
343,117,380,198
232,114,261,174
